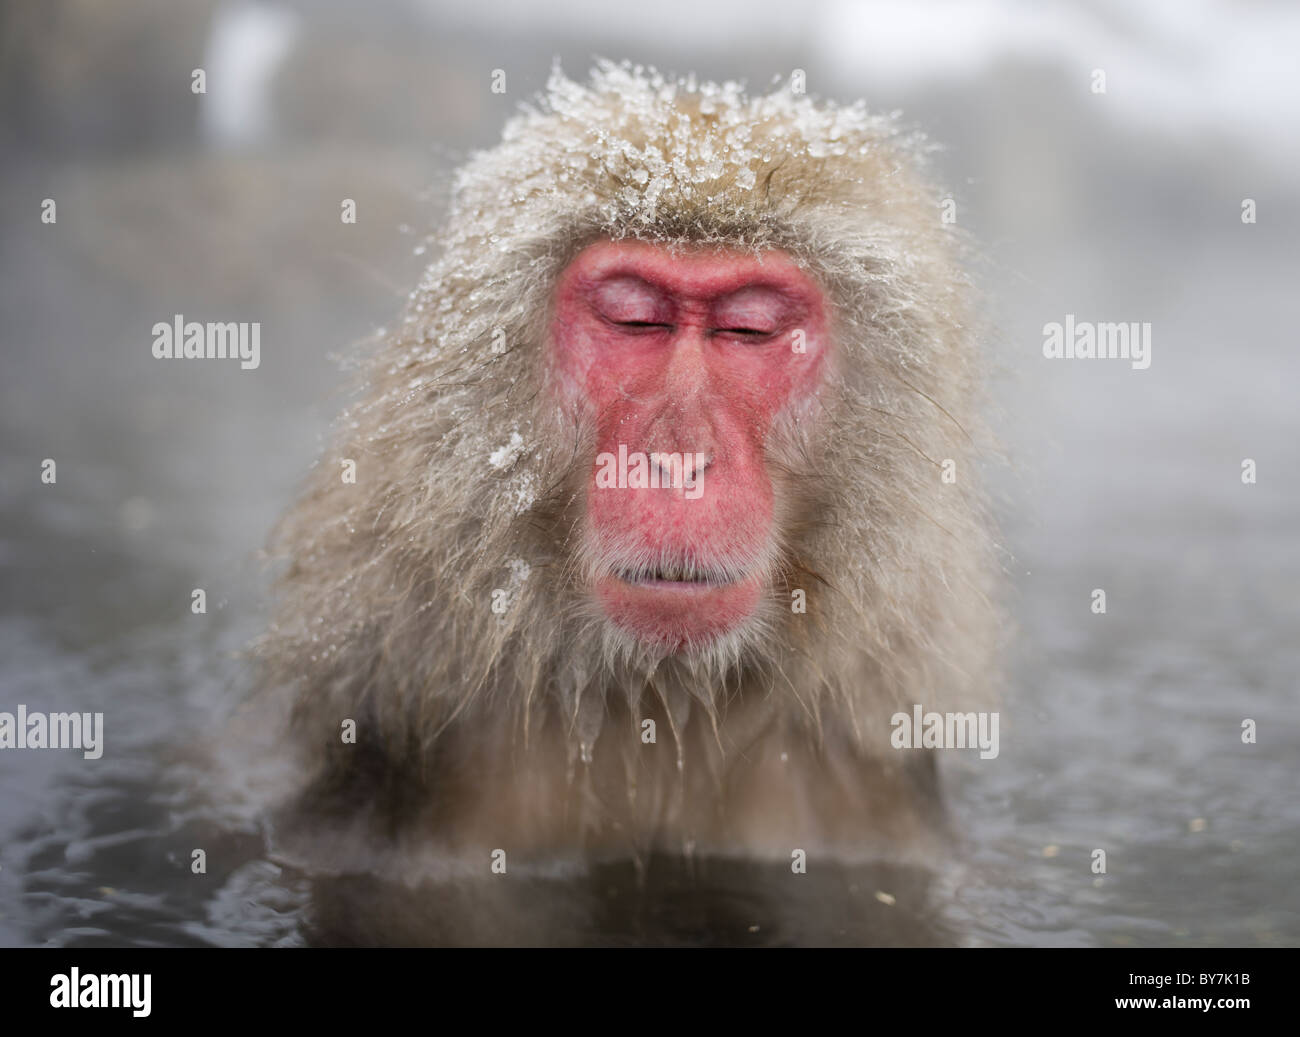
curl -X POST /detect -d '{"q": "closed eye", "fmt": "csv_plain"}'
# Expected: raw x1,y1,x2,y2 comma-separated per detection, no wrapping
615,320,673,331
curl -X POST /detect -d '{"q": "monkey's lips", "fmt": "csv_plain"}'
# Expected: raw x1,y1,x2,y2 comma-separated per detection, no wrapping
596,567,763,650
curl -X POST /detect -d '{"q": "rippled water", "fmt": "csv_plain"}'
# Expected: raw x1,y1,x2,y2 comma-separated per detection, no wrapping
6,550,1295,948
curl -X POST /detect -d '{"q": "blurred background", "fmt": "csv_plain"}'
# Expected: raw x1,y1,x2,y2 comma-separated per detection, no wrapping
1,0,1297,946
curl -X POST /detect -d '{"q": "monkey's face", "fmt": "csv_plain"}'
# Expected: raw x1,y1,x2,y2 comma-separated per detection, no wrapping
550,239,831,654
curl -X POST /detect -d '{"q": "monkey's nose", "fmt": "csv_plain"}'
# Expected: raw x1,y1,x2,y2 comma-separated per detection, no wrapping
645,449,714,487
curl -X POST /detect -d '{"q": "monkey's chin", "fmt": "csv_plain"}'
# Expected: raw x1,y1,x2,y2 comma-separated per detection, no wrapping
594,572,764,653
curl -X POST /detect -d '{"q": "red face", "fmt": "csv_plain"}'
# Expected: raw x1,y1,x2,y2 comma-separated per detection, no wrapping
549,240,830,652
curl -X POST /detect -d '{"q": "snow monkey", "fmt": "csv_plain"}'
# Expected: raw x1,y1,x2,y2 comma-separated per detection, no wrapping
260,62,1000,894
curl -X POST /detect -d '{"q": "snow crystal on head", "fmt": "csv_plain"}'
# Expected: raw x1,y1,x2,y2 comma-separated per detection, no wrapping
445,59,904,253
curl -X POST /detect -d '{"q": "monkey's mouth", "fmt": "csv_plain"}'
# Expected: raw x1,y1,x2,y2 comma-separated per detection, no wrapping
613,564,739,589
595,562,764,650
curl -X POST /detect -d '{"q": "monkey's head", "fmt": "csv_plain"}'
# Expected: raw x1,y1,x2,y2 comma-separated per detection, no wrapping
266,61,996,768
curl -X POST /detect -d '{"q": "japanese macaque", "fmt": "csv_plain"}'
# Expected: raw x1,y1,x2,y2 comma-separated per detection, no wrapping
259,62,999,890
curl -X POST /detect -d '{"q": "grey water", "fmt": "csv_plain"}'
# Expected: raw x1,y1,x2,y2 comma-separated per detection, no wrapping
2,0,1298,947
